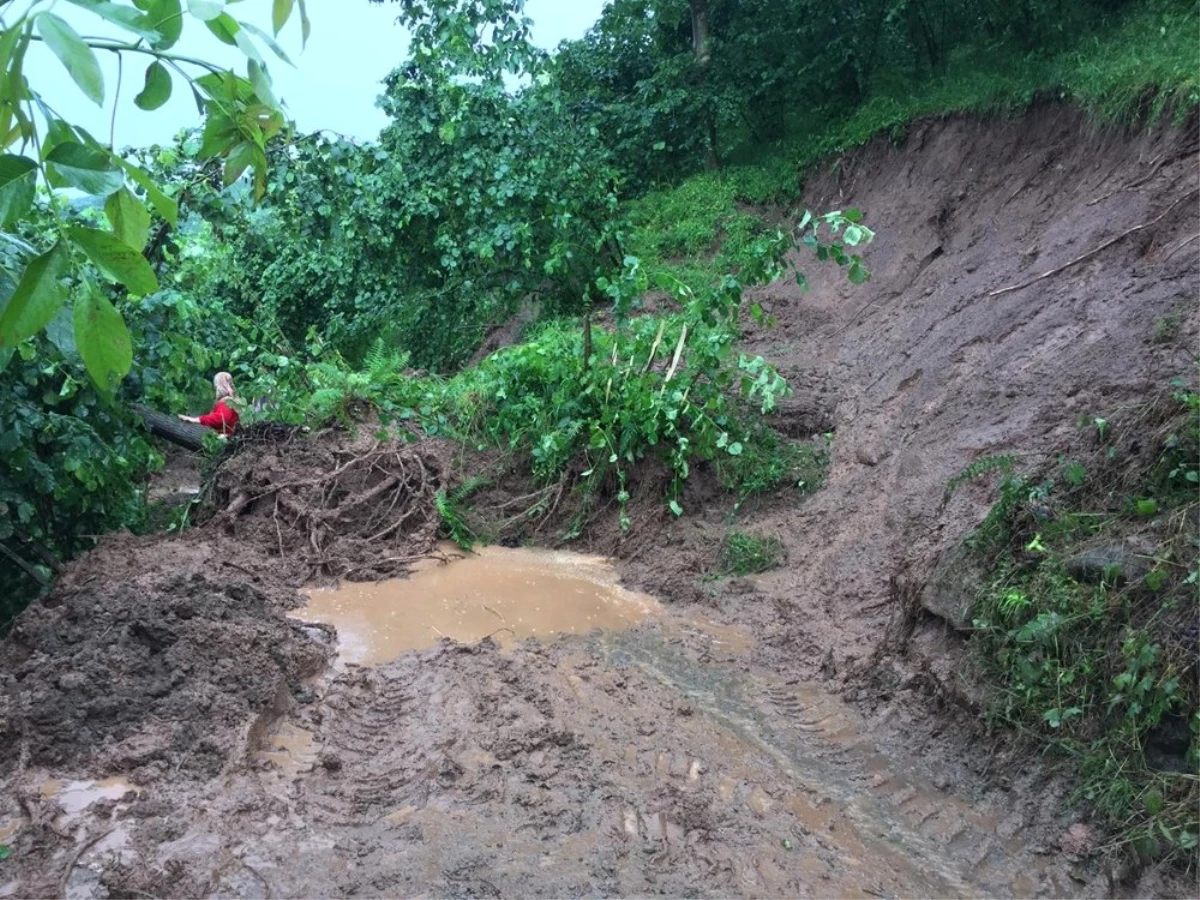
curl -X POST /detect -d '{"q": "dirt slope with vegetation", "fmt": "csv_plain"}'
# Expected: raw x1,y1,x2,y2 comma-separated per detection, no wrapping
0,105,1196,897
719,104,1199,674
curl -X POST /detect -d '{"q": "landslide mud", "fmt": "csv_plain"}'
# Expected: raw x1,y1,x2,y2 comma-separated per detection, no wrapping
0,606,1088,898
0,534,329,779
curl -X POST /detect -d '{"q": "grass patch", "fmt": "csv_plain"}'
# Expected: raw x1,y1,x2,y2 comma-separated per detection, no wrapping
718,427,829,514
965,379,1199,867
625,169,785,294
717,530,787,576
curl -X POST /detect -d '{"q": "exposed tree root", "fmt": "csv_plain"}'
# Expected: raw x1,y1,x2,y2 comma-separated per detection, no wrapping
987,189,1199,298
206,430,451,582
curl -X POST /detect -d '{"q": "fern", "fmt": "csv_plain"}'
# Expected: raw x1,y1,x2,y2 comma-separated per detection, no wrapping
945,454,1017,500
364,339,410,390
436,489,476,551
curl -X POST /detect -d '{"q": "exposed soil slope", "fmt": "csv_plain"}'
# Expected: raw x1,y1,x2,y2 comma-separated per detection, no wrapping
622,104,1199,684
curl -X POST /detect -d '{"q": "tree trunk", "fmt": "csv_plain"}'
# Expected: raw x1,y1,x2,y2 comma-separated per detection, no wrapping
134,403,209,451
690,0,719,170
690,0,711,65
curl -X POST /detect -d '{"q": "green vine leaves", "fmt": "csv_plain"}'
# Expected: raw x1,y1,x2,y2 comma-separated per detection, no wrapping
0,0,307,395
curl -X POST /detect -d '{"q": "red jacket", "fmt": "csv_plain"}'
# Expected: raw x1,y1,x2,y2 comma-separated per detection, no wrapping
198,400,239,435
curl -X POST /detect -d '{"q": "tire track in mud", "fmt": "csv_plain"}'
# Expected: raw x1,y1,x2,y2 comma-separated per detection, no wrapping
219,621,1081,898
598,628,1076,898
6,602,1083,898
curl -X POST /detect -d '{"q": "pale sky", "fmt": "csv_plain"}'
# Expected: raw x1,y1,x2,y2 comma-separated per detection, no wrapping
19,0,606,148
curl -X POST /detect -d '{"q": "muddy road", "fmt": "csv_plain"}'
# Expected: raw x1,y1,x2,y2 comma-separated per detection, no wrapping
2,545,1088,898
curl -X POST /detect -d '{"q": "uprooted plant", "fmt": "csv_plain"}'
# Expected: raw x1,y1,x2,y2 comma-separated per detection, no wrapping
206,425,449,582
434,210,873,532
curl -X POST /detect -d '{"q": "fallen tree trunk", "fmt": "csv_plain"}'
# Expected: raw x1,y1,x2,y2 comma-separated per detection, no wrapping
134,403,209,451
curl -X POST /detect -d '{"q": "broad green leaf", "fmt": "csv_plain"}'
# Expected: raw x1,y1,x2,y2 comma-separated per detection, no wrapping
46,302,78,356
272,0,295,35
242,21,294,66
63,0,161,41
39,117,81,162
143,0,184,50
187,0,224,21
134,61,172,110
0,154,37,226
0,266,16,370
114,157,178,226
297,0,310,46
236,28,265,69
104,186,151,251
0,242,69,350
45,142,124,196
0,25,29,146
68,226,159,295
74,287,132,396
222,141,258,186
247,59,275,107
199,111,239,159
36,13,104,106
206,12,239,45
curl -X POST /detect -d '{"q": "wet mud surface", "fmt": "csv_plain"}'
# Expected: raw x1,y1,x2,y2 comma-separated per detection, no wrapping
0,582,1089,898
0,544,1099,899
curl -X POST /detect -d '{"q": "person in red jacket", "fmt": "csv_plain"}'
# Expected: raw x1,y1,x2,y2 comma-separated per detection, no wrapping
179,371,240,436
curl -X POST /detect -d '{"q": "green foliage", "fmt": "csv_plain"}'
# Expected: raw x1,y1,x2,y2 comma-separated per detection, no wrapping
626,169,780,294
1152,311,1183,344
553,0,1198,200
716,530,786,576
176,68,621,371
436,477,491,550
0,0,305,393
432,210,870,527
968,384,1200,866
0,330,161,631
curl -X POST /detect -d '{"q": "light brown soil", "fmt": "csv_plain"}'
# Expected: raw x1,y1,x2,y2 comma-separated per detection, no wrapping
0,104,1197,898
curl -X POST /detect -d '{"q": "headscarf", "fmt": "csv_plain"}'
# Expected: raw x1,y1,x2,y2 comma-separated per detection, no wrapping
213,371,236,402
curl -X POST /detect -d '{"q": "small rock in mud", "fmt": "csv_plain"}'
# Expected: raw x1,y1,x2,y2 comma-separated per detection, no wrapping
1064,544,1150,586
920,545,986,631
855,445,891,467
1057,823,1096,859
319,753,343,772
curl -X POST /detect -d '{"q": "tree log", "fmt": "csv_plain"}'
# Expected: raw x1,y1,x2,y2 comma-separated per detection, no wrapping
134,403,209,451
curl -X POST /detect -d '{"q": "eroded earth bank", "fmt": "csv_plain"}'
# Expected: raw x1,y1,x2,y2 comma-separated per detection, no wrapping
1,105,1197,898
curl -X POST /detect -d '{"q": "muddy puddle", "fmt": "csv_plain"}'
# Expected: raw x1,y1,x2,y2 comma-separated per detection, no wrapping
39,778,138,817
298,545,662,663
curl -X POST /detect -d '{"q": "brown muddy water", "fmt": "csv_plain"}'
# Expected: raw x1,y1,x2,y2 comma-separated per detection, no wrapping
299,546,662,662
11,547,1087,898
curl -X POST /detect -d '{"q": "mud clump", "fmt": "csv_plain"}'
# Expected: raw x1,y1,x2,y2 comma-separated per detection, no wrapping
0,426,456,780
207,426,450,581
0,568,329,777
